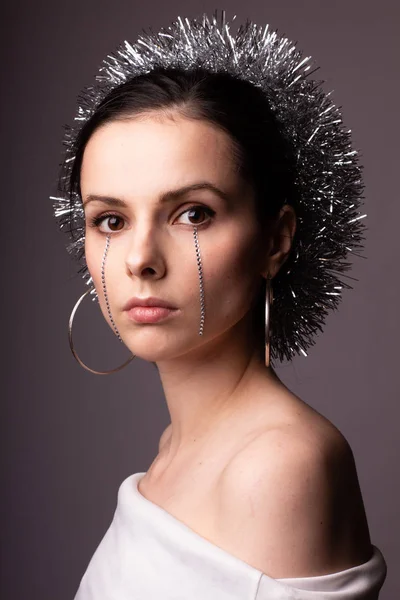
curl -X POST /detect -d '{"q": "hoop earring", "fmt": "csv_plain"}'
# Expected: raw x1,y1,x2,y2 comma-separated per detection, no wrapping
68,289,136,374
265,276,273,367
68,235,136,375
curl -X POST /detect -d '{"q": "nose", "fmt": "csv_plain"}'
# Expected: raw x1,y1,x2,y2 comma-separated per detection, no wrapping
124,225,165,279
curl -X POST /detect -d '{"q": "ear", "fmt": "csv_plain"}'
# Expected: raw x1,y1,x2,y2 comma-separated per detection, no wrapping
261,204,297,280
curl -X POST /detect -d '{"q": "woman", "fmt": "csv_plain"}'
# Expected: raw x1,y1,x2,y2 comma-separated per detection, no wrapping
52,11,387,599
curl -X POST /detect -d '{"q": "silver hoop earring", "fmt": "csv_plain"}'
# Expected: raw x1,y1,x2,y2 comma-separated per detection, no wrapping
68,289,136,374
193,226,205,336
265,276,273,367
68,235,136,375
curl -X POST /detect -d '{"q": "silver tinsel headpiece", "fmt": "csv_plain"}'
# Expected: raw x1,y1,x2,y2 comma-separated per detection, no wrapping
51,9,367,364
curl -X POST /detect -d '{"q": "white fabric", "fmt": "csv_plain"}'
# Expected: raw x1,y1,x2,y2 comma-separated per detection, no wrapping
74,472,387,599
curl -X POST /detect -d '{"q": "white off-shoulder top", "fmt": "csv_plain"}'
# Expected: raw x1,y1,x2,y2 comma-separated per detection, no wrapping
74,472,387,599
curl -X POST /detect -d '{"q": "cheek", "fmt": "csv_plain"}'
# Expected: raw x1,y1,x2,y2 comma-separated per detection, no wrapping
202,229,262,318
84,234,125,329
84,234,110,293
85,236,100,280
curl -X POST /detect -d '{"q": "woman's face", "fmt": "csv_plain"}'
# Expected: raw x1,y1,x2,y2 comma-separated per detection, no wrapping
80,113,268,362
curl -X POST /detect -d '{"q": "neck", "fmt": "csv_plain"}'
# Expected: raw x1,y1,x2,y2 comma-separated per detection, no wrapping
155,307,281,463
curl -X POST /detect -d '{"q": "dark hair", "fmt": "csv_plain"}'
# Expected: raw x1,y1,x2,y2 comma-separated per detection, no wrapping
70,66,298,231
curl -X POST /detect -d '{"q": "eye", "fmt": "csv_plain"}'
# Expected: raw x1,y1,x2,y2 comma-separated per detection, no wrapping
175,205,215,226
88,212,125,233
87,204,215,235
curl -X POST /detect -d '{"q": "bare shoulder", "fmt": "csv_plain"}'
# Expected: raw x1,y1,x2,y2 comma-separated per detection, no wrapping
217,415,373,578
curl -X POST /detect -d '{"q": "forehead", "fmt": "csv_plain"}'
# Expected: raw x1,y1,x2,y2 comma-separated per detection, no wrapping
80,114,239,198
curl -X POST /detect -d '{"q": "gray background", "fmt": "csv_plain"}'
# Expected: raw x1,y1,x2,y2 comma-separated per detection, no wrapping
2,1,398,598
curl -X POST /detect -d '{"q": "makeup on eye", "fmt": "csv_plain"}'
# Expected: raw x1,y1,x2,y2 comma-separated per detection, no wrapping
87,204,216,234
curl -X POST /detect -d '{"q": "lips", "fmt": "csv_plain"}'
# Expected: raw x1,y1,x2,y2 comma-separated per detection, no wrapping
127,306,177,324
123,296,177,311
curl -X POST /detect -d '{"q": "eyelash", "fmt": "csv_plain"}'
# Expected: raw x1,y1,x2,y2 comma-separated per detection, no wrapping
87,205,216,234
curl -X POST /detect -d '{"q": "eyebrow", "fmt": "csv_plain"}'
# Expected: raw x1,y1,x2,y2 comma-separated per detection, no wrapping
82,182,231,208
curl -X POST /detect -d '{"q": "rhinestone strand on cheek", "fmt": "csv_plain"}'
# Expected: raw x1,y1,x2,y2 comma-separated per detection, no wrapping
193,226,205,336
101,234,123,342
